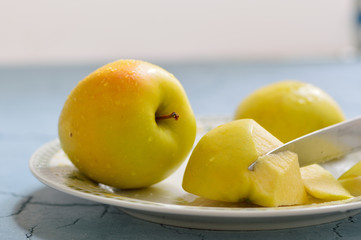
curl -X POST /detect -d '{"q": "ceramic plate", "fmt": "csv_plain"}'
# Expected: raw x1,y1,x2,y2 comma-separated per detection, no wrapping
29,117,361,230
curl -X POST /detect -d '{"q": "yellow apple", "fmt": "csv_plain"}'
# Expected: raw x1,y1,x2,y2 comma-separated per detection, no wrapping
58,59,196,189
338,161,361,196
301,164,352,200
234,80,345,143
182,119,307,207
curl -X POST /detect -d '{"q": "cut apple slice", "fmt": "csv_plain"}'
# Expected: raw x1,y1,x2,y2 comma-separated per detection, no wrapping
301,164,352,200
250,151,308,207
338,161,361,196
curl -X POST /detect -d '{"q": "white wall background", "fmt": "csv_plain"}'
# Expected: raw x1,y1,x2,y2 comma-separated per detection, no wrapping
0,0,357,65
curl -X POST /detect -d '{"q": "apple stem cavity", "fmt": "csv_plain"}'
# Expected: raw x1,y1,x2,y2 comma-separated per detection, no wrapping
156,112,179,121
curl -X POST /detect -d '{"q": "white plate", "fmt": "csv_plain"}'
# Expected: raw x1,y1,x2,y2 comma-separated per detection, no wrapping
29,117,361,230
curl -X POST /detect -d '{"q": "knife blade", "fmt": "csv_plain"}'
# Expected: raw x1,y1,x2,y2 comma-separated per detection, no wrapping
249,116,361,170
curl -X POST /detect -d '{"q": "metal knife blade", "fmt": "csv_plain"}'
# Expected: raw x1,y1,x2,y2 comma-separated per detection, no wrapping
249,116,361,170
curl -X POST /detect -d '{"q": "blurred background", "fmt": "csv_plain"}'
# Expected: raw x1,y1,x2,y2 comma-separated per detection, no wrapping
2,0,361,131
0,0,358,65
1,0,361,135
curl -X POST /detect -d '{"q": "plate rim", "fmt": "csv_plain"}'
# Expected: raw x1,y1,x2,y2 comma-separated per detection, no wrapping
29,139,361,219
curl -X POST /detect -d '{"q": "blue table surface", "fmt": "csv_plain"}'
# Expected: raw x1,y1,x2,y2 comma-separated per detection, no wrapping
1,60,361,239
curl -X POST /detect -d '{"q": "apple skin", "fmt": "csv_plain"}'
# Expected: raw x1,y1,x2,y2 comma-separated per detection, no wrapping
234,80,345,143
58,59,196,189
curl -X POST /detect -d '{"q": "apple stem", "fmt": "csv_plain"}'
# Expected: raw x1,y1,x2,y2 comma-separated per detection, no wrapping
156,112,179,121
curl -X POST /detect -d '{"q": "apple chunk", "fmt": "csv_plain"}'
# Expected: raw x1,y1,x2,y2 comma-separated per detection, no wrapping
250,151,308,207
338,161,361,196
301,164,352,200
338,178,361,197
182,119,304,205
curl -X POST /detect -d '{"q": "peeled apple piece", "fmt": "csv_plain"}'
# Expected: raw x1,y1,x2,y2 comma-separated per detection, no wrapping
301,164,352,201
338,161,361,196
250,151,308,207
182,119,307,207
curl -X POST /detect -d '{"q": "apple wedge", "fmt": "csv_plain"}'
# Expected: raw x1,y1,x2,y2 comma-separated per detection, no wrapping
250,151,308,207
338,161,361,196
301,164,352,201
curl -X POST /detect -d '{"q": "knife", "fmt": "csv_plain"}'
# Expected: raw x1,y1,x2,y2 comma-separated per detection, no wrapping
249,116,361,170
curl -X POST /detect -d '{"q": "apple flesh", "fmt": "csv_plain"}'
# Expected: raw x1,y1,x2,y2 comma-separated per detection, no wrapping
182,119,307,206
58,59,196,189
338,161,361,196
301,164,352,201
250,151,308,207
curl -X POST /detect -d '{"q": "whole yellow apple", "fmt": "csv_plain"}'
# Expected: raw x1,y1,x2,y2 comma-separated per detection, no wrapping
234,80,345,143
58,59,196,189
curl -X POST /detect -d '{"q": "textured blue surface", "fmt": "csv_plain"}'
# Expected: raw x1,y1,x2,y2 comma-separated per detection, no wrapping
1,60,361,239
